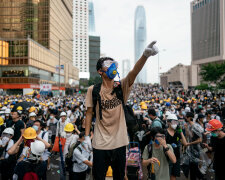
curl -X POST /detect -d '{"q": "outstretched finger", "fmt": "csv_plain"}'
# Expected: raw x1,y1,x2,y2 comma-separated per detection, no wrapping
148,41,157,48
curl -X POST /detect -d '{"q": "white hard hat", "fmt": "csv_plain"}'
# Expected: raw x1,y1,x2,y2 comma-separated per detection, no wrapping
30,140,45,156
167,114,178,121
165,111,171,116
3,128,14,136
5,109,11,114
60,112,67,117
185,107,191,113
29,112,36,117
2,107,7,111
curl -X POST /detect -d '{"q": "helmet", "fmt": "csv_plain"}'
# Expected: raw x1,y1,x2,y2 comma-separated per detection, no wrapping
30,140,45,156
64,123,74,132
29,106,36,113
3,128,14,136
29,112,36,117
60,112,67,117
165,111,171,117
0,117,4,126
166,102,171,107
185,107,191,113
206,119,223,131
141,104,148,110
23,127,37,139
167,114,178,121
17,106,23,111
5,109,11,114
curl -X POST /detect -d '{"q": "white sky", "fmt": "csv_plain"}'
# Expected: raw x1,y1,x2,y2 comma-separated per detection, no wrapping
93,0,193,83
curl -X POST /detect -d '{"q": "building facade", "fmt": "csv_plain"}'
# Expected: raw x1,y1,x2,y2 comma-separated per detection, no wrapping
0,0,79,95
160,64,198,90
191,0,225,84
134,6,147,83
73,0,89,79
89,35,100,78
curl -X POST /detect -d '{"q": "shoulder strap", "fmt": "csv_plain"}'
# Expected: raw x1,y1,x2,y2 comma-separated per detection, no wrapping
111,82,125,108
76,146,82,154
41,131,46,139
92,83,102,119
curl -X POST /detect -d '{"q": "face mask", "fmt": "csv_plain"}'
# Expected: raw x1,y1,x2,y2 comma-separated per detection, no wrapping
66,133,72,138
5,114,9,117
1,137,10,147
211,132,218,137
32,125,38,132
155,139,160,145
102,63,118,79
50,116,54,119
171,124,177,130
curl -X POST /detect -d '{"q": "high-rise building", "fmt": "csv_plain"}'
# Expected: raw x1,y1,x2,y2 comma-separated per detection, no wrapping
88,0,96,35
191,0,225,84
89,36,100,78
0,0,79,95
122,59,131,78
73,0,89,79
134,5,147,84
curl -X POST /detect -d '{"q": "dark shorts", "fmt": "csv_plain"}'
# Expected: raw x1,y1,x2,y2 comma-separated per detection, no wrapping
93,146,126,180
169,158,181,177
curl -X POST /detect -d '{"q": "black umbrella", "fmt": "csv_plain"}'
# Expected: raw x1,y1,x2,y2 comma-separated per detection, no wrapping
12,101,35,112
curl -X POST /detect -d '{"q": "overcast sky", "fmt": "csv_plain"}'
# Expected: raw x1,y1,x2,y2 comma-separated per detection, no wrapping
93,0,192,83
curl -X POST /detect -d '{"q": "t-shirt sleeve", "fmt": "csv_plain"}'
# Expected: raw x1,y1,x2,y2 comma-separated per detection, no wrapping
85,85,94,108
19,121,25,129
151,121,162,128
142,145,149,160
121,76,133,103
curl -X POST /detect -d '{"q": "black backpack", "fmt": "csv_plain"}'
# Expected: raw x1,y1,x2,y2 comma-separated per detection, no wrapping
92,82,138,136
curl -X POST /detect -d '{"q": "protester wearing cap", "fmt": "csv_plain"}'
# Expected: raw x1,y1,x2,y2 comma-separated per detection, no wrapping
148,108,163,128
4,108,12,124
166,114,188,180
0,128,16,180
203,119,225,180
56,112,70,137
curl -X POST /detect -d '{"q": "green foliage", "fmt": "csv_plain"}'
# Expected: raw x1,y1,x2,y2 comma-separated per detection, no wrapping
200,62,225,88
195,83,211,90
88,76,102,86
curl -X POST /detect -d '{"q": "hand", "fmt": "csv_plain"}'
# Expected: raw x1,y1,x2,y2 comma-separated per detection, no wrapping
157,137,167,147
185,143,190,147
202,143,209,149
143,41,158,58
148,157,159,164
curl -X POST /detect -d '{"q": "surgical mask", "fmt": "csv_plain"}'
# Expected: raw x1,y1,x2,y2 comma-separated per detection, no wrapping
32,125,38,132
102,62,118,79
66,133,72,138
50,116,54,119
2,137,10,147
171,124,177,130
211,132,218,137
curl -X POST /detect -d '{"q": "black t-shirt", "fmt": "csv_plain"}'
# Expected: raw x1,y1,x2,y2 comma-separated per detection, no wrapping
6,120,25,142
210,136,225,173
166,130,181,158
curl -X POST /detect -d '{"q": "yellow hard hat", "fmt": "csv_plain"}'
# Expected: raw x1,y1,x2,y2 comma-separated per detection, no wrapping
50,102,54,106
0,104,2,108
17,106,23,111
139,101,145,105
141,104,148,110
4,102,7,105
23,127,37,139
64,123,75,132
0,117,4,126
29,106,36,113
204,97,207,100
10,105,14,109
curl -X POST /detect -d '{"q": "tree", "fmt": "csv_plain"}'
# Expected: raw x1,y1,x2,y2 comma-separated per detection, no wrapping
88,76,102,86
200,62,225,88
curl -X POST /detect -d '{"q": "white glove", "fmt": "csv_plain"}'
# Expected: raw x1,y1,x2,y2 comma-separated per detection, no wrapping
143,41,159,58
85,136,92,151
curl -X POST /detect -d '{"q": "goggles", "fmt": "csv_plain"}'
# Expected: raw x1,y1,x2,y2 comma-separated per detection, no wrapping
102,60,118,68
1,133,11,138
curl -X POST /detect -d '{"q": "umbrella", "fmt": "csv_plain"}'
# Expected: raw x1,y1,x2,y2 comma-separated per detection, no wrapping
12,102,35,112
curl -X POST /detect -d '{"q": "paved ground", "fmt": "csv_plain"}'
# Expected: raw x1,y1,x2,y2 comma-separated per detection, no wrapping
47,155,215,180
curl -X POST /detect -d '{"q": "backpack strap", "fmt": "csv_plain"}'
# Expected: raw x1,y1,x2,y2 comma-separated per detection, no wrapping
41,131,46,140
111,82,125,109
92,83,102,120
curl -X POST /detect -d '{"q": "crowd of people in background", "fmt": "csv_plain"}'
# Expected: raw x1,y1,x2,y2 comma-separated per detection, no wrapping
0,84,224,179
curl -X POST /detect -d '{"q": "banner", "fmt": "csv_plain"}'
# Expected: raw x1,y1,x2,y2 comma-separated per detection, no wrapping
40,84,52,91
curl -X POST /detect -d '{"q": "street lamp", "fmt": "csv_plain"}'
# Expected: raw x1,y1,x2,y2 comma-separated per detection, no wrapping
58,39,73,93
158,49,166,85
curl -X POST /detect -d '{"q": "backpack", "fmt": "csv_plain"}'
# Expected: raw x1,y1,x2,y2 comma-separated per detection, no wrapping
23,172,39,180
65,142,82,170
92,82,138,135
151,118,166,129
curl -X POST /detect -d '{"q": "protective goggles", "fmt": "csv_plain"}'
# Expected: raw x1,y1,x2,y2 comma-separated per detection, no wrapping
102,60,118,68
1,133,11,138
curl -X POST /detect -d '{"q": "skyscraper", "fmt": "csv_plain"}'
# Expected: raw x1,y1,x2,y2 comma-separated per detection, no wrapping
88,0,96,35
0,0,79,95
191,0,225,84
134,5,147,84
73,0,89,79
